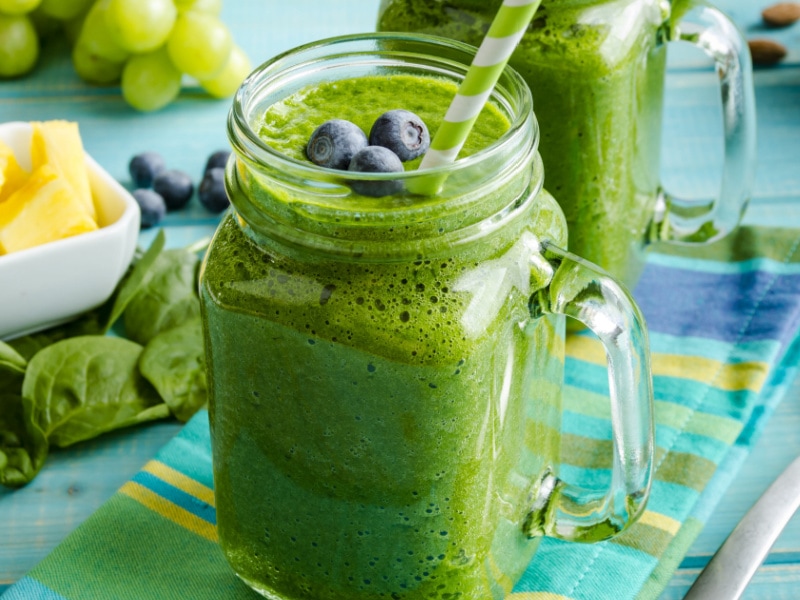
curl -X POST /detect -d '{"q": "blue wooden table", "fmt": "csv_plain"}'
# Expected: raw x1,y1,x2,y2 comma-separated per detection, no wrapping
1,1,799,598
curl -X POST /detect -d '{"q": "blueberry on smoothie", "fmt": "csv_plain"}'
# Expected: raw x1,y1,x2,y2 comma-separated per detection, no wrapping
132,189,166,229
369,109,430,161
307,119,368,170
348,146,403,197
154,169,194,211
129,152,165,188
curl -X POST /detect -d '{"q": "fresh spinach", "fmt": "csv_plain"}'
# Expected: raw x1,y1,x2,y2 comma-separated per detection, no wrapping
0,341,26,377
101,229,167,332
8,313,105,361
0,391,48,488
22,336,169,448
0,342,46,487
123,247,201,345
0,232,211,488
139,318,207,422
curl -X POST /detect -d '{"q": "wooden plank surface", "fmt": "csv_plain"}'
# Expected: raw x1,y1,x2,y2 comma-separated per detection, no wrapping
1,1,799,598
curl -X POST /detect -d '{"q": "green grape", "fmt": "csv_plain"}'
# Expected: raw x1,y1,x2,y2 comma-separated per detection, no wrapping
200,44,251,99
29,5,60,38
106,0,177,54
37,0,93,20
0,14,39,78
121,47,182,112
174,0,221,15
72,42,124,84
63,9,87,46
167,11,232,80
76,0,129,63
0,0,41,16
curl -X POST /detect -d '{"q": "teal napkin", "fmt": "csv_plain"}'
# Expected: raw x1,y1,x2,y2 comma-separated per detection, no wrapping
4,226,800,600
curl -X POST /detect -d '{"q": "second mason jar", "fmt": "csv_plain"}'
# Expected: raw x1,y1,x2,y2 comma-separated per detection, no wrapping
378,0,756,290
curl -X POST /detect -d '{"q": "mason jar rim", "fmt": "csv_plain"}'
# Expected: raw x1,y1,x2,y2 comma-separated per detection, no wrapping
223,32,544,261
229,32,537,184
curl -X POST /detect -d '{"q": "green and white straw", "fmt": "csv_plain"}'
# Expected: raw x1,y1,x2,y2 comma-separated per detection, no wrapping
412,0,542,195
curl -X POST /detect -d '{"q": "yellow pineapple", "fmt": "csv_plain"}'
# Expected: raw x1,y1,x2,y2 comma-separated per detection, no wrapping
0,141,29,203
0,164,98,255
30,121,96,220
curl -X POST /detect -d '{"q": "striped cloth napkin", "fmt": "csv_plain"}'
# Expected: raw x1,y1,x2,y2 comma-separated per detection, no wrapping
4,226,800,600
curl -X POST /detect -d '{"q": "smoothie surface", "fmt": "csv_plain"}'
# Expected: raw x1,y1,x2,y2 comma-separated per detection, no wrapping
257,74,511,169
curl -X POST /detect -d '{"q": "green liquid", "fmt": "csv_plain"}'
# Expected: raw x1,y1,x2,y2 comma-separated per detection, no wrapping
377,0,667,286
257,74,509,169
201,74,565,599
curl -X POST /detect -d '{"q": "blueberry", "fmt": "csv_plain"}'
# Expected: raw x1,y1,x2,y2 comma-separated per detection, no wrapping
369,110,430,161
129,152,165,188
307,119,368,170
204,149,231,174
199,167,229,213
153,169,194,211
348,146,404,197
132,189,166,229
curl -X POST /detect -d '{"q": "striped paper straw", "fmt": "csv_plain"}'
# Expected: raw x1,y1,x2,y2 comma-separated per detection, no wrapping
411,0,542,195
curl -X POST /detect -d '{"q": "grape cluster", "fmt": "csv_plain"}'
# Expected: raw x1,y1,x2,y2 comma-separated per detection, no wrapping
0,0,251,112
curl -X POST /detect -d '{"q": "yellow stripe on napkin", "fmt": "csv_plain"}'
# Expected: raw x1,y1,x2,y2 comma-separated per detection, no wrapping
508,592,574,600
142,460,216,507
566,335,768,392
119,481,218,542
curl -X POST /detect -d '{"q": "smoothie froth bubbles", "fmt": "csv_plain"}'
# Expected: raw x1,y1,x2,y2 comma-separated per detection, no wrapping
377,0,756,290
200,34,654,600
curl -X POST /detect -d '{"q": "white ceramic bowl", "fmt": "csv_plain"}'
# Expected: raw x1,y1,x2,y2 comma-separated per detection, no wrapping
0,121,140,340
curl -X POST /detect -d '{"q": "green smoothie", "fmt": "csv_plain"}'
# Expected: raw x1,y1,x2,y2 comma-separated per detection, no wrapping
201,71,567,599
377,0,667,286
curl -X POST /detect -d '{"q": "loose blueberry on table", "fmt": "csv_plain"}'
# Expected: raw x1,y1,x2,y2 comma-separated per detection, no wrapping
153,169,194,211
129,152,166,188
204,149,231,174
199,167,229,213
132,189,167,229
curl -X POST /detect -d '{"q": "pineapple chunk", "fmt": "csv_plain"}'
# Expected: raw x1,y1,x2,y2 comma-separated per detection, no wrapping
0,165,98,255
30,121,96,221
0,141,29,203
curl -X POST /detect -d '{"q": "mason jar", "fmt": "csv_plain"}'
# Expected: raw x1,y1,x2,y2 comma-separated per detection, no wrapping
200,33,654,600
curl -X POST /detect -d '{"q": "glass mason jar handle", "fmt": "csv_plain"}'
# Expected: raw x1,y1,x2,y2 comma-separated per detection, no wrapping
652,0,756,244
526,243,654,543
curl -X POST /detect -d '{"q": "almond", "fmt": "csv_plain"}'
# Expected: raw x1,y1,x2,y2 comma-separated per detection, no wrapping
748,38,788,66
762,2,800,27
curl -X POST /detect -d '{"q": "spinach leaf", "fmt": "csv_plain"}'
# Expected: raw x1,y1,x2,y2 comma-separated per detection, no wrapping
8,313,105,361
123,247,201,345
22,336,169,448
0,392,48,488
0,341,26,376
100,229,167,332
139,318,207,422
0,342,45,487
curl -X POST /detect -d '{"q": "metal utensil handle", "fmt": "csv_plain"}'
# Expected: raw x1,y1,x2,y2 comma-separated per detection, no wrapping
684,454,800,600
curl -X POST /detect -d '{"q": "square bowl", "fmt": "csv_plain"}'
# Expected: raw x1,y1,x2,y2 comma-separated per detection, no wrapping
0,121,140,341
